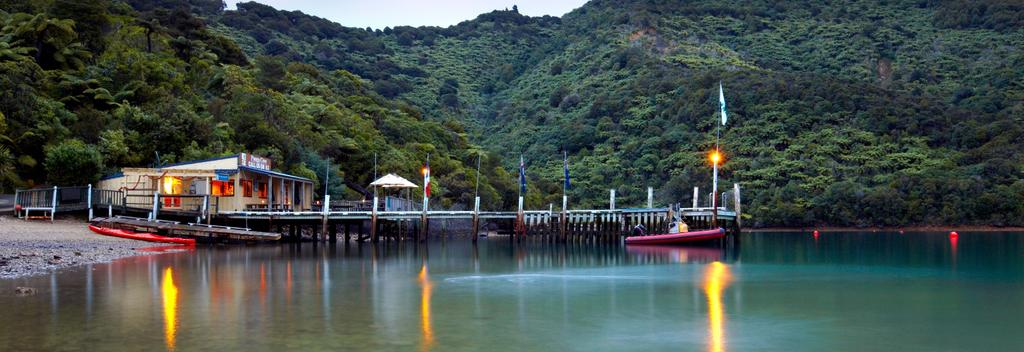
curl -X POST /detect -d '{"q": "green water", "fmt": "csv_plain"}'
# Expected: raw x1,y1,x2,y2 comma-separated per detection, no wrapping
2,232,1023,351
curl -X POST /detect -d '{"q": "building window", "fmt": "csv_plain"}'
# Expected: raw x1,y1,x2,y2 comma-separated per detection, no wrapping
211,180,235,196
241,180,253,197
257,182,268,199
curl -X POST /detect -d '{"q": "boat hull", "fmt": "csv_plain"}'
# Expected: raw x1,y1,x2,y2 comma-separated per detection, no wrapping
88,225,196,245
624,228,726,245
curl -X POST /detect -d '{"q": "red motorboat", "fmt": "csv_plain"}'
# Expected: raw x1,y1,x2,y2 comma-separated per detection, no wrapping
625,228,726,245
88,225,196,245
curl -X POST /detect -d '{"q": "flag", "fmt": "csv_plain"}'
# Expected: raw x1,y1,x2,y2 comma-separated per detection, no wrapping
563,151,570,191
719,82,728,126
519,155,527,195
424,158,431,198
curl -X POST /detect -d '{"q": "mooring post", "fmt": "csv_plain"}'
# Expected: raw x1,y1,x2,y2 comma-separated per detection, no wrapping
733,183,742,230
516,196,524,241
371,195,381,243
420,193,428,242
692,187,699,209
560,195,568,243
87,184,94,221
472,196,480,243
107,204,112,218
610,189,616,210
323,194,332,242
200,194,208,222
647,186,653,209
151,191,159,220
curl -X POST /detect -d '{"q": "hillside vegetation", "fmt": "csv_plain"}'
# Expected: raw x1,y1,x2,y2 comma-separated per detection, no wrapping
2,0,1022,226
0,0,515,210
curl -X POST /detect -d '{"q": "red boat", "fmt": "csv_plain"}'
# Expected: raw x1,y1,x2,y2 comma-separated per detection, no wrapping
625,228,726,245
88,225,196,245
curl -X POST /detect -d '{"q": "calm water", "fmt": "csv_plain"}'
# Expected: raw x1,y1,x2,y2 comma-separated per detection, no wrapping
2,232,1024,351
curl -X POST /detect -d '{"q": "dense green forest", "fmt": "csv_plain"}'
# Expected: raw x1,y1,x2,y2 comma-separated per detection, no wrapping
2,0,1022,227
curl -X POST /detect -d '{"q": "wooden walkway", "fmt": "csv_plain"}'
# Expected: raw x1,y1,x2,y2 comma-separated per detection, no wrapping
17,184,744,244
91,216,281,242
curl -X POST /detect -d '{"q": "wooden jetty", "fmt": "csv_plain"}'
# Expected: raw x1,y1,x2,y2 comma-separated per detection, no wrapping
90,216,281,242
17,183,743,244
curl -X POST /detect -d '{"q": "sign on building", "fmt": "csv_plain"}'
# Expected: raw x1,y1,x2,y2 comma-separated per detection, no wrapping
239,153,271,170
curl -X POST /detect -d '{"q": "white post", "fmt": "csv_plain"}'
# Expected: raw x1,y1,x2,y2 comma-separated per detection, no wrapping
474,196,480,214
734,183,742,228
201,195,209,220
87,184,94,220
609,189,615,210
712,160,719,224
151,191,159,220
51,186,58,222
692,187,699,209
324,194,331,215
108,204,112,218
13,189,19,218
268,176,274,211
647,186,653,209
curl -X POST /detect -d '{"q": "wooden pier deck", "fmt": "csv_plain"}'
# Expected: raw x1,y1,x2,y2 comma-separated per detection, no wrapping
18,184,743,244
91,216,281,242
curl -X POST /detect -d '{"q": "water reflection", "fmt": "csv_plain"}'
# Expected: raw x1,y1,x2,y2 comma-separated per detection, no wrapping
161,267,179,351
4,233,1024,351
704,261,731,352
418,263,433,351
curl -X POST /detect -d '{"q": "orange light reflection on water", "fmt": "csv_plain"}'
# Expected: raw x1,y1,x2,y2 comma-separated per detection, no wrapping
418,264,433,351
704,261,731,352
161,267,179,351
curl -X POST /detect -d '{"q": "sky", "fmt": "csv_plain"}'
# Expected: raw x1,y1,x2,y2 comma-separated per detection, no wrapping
224,0,590,29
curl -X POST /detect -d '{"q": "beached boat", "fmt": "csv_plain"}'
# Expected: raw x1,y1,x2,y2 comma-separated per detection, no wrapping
88,225,196,245
624,228,725,245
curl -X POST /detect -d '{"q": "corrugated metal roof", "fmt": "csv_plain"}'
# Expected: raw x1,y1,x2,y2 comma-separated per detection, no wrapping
238,166,313,182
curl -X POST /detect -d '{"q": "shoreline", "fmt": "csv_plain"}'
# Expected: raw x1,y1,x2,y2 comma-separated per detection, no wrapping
746,225,1024,232
0,216,156,280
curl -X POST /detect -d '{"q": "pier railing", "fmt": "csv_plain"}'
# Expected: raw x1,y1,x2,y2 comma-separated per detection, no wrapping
14,185,94,220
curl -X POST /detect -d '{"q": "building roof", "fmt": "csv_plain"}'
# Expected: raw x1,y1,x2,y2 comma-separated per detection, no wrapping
238,166,313,183
99,154,312,183
159,154,240,168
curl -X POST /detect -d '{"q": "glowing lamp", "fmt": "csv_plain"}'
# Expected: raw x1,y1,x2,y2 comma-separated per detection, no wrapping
709,150,723,165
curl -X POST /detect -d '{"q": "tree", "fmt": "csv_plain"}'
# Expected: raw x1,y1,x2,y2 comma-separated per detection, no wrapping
6,14,78,68
256,55,287,91
48,0,110,53
135,18,164,53
44,139,103,186
0,145,18,192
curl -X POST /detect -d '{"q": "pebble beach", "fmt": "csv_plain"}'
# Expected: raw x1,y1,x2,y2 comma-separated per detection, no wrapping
0,215,144,279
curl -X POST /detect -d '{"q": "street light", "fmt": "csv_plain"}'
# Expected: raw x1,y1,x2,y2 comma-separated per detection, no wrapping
709,149,723,227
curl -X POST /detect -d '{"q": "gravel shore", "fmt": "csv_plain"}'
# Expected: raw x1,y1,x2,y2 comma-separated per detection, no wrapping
0,215,147,279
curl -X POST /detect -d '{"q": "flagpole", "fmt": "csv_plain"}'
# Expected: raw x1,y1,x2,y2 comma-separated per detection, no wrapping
713,82,723,228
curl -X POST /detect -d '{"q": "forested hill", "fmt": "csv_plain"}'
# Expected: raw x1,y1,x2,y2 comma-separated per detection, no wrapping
2,1,1023,227
0,0,517,211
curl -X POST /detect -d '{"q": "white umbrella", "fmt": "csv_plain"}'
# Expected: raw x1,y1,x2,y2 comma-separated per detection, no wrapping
369,173,418,189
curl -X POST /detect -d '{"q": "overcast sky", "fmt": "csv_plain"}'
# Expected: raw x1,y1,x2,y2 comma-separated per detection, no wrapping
224,0,589,29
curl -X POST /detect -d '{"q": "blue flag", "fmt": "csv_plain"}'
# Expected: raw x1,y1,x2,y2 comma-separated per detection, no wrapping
563,152,570,191
519,155,527,195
